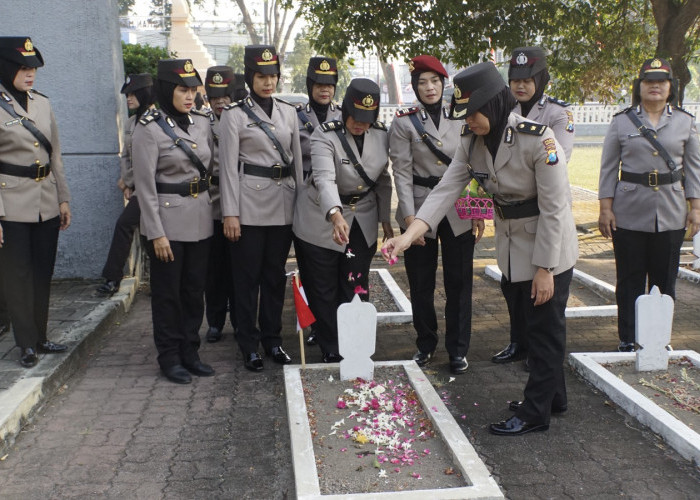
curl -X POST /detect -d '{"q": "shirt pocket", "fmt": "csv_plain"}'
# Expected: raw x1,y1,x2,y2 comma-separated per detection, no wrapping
243,176,272,191
0,175,21,190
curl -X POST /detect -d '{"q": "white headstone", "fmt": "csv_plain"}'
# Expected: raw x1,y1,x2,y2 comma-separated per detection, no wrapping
338,294,376,381
635,286,674,371
693,232,700,258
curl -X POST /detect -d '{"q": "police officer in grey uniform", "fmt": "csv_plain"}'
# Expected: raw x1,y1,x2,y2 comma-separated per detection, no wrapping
202,65,243,343
297,78,393,362
292,56,341,347
97,73,155,297
492,46,576,365
384,63,578,435
599,57,700,352
0,36,71,368
389,55,483,374
132,59,215,384
219,45,303,371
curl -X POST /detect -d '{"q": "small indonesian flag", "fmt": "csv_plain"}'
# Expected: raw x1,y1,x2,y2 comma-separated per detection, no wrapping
293,273,316,330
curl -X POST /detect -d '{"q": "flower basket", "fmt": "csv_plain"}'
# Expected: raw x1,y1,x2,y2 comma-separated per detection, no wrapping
454,179,493,220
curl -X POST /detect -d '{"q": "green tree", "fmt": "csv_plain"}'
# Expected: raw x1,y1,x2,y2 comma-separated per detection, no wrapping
122,41,174,78
286,32,353,99
118,0,135,16
226,44,246,73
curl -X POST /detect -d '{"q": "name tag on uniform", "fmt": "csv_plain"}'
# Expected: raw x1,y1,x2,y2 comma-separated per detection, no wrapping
627,133,641,138
247,123,259,128
4,119,21,127
472,172,489,182
341,159,350,164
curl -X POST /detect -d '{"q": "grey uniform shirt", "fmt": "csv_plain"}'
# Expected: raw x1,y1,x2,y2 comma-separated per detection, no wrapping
132,111,214,242
417,113,579,282
292,103,342,249
514,95,575,162
599,104,700,232
309,121,392,252
218,97,303,226
119,115,137,190
0,85,71,222
388,105,470,238
207,111,224,221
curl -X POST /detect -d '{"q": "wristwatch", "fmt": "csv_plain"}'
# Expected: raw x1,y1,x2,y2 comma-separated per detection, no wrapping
327,206,342,221
540,267,555,273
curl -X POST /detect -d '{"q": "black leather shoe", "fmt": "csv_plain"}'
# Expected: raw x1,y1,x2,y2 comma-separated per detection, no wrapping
489,415,549,436
508,400,567,414
306,332,317,346
244,352,264,372
20,347,38,368
618,341,636,352
183,360,215,377
412,351,434,367
205,327,223,343
267,346,292,364
96,280,120,296
491,343,526,363
322,352,343,363
449,356,468,374
0,322,10,336
37,340,68,353
161,365,192,384
523,357,530,372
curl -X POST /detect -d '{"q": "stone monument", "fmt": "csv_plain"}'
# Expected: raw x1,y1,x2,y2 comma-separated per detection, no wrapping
338,295,377,381
635,286,673,371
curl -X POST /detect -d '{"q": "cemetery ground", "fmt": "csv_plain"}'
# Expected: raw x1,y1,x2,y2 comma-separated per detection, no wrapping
1,175,700,498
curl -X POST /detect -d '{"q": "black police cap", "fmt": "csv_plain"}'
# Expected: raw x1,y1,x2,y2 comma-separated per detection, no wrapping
205,65,235,98
0,36,44,68
450,62,506,119
343,78,380,123
157,59,202,87
121,73,153,94
244,45,280,75
638,57,673,81
508,46,547,80
307,57,338,85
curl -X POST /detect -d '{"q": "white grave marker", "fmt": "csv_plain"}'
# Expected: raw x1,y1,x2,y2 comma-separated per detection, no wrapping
635,286,674,371
338,294,377,381
693,233,700,269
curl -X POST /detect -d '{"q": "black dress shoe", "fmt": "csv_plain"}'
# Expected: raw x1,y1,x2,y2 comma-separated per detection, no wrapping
306,333,317,346
161,364,192,384
322,352,343,363
37,340,68,353
489,415,549,436
96,280,120,296
0,322,10,335
412,351,434,367
205,326,223,343
508,400,567,414
20,347,38,368
523,357,530,372
244,352,264,372
267,346,292,364
491,342,526,363
618,341,636,352
183,360,215,377
449,356,468,374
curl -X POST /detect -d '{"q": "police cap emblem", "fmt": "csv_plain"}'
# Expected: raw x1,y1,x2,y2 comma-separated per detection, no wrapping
454,86,462,99
516,52,528,65
184,60,194,73
320,60,330,71
212,73,223,84
651,59,662,68
24,39,33,52
262,49,273,62
362,95,374,107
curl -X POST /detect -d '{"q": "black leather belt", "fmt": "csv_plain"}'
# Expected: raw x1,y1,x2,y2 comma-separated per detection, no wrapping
0,162,52,181
210,175,219,186
242,163,291,180
340,190,372,206
494,197,540,220
620,169,683,187
156,178,209,197
413,174,441,189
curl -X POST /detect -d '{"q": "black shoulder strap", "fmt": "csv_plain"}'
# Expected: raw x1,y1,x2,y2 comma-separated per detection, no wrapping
154,114,208,179
239,101,292,166
624,108,676,172
407,112,452,165
464,137,489,194
333,129,376,188
0,93,53,156
296,105,314,132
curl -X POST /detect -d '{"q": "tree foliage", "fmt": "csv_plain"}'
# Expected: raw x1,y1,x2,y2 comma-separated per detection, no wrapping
233,0,303,62
299,0,700,104
286,32,352,98
122,41,174,78
226,44,246,73
117,0,135,16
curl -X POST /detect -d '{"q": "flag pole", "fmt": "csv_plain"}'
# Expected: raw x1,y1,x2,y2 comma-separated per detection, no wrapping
295,272,306,368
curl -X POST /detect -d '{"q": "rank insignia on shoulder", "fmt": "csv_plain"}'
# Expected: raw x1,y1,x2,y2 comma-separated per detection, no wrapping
613,106,632,117
165,116,176,128
542,138,559,165
30,89,47,98
0,92,11,102
547,96,570,107
504,126,514,144
516,121,547,136
461,124,472,136
395,106,419,117
223,100,242,111
443,106,450,118
372,121,387,131
673,105,695,118
139,112,158,125
321,120,343,132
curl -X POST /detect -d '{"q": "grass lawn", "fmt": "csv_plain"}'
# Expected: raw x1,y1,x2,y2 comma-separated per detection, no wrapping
569,146,602,192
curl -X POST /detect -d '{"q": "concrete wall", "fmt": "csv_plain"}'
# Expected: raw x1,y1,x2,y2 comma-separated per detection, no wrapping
1,0,127,278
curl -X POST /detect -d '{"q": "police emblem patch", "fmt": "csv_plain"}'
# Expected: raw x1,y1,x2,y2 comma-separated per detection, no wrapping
516,52,528,65
454,86,462,99
362,95,374,107
542,138,559,165
213,73,223,84
184,60,194,73
408,61,415,72
24,39,33,52
651,59,662,69
565,111,574,133
320,60,330,71
262,49,273,61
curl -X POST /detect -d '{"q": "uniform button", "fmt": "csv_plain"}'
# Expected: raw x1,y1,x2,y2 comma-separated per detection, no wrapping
1,182,5,187
164,202,170,207
653,187,660,192
273,146,277,149
256,184,261,189
652,151,658,156
270,126,276,130
357,185,363,190
34,141,39,147
192,143,197,149
277,182,281,186
437,160,443,165
437,141,443,147
492,177,497,183
35,160,41,165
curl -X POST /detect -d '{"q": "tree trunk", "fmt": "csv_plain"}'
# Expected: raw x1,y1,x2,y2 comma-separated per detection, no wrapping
234,0,261,45
379,60,400,104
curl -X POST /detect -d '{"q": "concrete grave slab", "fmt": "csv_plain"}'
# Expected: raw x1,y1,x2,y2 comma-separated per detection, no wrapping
372,269,412,325
284,361,504,499
338,295,377,381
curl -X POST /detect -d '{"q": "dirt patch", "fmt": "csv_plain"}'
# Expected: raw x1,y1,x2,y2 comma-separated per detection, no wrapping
368,270,400,312
301,365,468,495
605,357,700,431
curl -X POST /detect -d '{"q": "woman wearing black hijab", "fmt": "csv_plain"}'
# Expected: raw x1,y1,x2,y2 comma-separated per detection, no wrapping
0,36,71,368
218,45,303,372
383,62,578,436
132,59,215,384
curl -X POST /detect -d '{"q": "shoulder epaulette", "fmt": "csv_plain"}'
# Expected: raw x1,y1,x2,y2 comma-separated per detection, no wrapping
547,96,570,107
613,106,633,117
223,100,243,111
372,121,387,131
275,97,295,107
395,106,419,117
516,121,548,136
320,120,343,132
190,108,212,118
673,106,695,118
30,89,48,98
139,110,159,125
461,124,472,136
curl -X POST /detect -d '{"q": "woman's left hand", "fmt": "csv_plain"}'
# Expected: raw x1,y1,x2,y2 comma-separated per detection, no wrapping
531,268,555,306
381,222,394,242
472,219,485,243
59,202,71,230
687,200,700,237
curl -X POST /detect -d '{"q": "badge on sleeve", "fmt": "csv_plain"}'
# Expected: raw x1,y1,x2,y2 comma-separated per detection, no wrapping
542,138,559,165
565,111,574,133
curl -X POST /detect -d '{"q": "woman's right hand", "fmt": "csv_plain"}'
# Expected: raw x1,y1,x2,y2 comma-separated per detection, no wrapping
223,216,241,242
153,236,174,262
0,222,4,248
598,198,616,238
331,212,350,246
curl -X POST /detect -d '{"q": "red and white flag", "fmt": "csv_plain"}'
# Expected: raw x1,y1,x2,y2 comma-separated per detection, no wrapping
293,273,316,331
